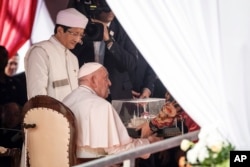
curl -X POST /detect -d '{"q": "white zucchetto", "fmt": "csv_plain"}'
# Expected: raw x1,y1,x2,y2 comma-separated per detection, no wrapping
78,62,103,79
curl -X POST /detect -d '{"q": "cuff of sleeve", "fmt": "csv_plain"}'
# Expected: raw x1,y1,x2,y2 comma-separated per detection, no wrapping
149,120,159,132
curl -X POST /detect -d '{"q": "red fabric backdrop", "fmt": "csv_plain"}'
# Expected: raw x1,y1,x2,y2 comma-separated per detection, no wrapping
0,0,37,58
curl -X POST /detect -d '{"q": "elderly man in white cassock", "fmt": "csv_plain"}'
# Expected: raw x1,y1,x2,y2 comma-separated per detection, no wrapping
25,8,88,101
62,62,162,164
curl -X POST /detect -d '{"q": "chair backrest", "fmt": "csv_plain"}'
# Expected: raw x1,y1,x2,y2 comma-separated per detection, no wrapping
22,95,77,167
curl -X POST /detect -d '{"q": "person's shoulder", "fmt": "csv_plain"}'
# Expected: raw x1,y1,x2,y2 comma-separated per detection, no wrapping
26,40,50,55
30,37,51,46
28,36,55,51
88,94,112,107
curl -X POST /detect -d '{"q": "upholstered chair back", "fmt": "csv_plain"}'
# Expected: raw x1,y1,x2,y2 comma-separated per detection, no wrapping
22,95,77,167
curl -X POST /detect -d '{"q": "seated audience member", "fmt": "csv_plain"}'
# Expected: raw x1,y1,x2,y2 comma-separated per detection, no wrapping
0,46,24,106
62,62,162,164
5,52,19,77
0,102,23,149
5,52,28,105
0,102,23,167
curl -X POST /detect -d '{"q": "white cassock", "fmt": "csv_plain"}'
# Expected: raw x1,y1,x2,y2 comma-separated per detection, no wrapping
62,85,150,159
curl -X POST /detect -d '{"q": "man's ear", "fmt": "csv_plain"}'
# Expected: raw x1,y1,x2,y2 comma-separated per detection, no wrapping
91,75,98,88
57,26,65,35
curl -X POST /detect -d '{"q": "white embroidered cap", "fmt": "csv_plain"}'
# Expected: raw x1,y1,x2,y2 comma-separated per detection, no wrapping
56,8,88,28
78,62,103,78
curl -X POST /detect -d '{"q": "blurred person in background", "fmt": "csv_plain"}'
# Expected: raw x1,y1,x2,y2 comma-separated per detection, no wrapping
0,102,23,167
71,0,147,101
5,52,28,106
5,53,19,77
0,46,24,106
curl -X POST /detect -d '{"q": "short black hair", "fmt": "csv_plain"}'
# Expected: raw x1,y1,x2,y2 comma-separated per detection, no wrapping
54,24,71,34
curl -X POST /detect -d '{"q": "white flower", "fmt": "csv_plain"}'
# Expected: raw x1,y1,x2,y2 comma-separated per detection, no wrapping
187,148,199,164
203,127,225,153
208,140,223,153
180,139,193,151
212,152,219,159
190,140,208,162
198,146,209,162
181,126,234,166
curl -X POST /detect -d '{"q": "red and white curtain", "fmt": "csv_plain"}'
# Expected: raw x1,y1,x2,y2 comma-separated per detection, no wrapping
0,0,37,58
0,0,58,73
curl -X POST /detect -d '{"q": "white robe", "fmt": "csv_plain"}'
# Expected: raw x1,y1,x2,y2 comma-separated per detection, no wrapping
62,86,150,158
24,36,79,101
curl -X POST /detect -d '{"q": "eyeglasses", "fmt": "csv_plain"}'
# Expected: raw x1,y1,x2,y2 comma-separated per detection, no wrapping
67,30,84,39
9,62,18,66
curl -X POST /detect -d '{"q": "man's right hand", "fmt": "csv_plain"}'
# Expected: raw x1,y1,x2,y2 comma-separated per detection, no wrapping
91,18,110,41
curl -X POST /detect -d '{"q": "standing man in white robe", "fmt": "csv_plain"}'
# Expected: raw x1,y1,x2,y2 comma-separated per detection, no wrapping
25,8,88,101
62,62,162,164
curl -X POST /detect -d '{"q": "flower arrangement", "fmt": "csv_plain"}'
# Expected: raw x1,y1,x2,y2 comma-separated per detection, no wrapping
180,127,234,167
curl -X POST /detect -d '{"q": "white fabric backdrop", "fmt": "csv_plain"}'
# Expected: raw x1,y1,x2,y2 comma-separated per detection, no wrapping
107,0,250,149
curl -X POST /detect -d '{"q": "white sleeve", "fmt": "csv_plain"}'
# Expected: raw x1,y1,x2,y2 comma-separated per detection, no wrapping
25,46,49,99
104,138,151,159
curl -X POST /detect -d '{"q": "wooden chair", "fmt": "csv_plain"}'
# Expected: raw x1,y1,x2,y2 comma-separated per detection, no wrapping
22,95,77,167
